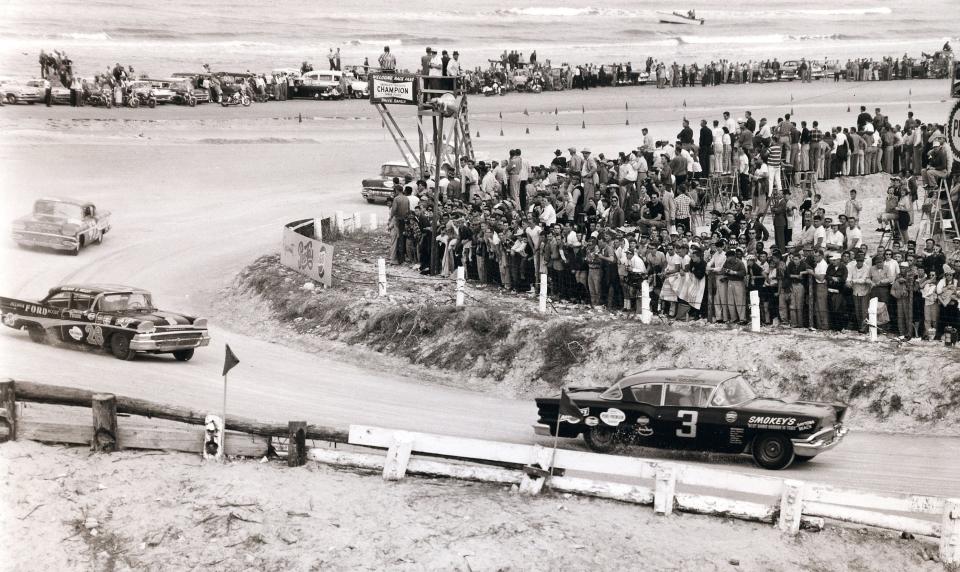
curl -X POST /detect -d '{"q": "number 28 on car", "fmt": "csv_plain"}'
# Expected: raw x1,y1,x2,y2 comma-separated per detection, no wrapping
534,368,848,470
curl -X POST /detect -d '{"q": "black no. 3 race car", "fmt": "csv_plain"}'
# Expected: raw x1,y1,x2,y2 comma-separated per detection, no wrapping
535,368,848,470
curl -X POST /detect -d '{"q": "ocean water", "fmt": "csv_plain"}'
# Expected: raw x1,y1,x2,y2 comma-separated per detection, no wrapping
0,0,956,79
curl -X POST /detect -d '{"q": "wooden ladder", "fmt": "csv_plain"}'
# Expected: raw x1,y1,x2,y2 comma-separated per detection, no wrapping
930,176,958,246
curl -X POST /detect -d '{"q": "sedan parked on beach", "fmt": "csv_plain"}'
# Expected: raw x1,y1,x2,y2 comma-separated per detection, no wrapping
534,368,848,470
362,161,418,204
2,79,44,104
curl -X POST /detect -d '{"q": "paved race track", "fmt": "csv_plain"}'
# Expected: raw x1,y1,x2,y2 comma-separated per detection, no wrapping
1,105,958,502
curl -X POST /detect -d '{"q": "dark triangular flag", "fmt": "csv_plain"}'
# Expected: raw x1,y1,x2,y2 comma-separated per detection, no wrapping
625,101,629,110
523,108,529,116
558,390,583,423
222,344,240,376
554,107,558,115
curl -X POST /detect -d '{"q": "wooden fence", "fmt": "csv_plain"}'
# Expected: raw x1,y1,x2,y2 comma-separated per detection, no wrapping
1,380,957,565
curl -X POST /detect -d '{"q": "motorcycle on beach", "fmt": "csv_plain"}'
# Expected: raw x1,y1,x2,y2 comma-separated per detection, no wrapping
221,91,252,107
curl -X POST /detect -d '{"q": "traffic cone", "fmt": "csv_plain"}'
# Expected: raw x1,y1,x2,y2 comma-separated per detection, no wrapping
525,126,530,134
554,107,558,115
791,107,794,115
626,119,630,126
582,120,586,129
582,105,585,113
499,128,504,136
682,99,686,108
846,104,850,112
523,108,529,116
555,123,559,131
625,101,629,110
299,113,302,123
476,130,480,138
499,111,503,119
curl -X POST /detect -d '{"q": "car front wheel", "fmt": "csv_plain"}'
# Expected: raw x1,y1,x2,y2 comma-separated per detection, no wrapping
110,334,136,360
173,348,194,361
583,424,621,454
27,326,47,344
752,433,795,470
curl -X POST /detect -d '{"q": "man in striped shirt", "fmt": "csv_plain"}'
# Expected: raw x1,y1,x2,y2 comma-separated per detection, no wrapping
674,191,693,235
808,121,823,178
766,143,783,196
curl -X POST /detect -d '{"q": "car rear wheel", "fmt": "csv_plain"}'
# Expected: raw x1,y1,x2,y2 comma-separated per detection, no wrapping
6,94,17,104
27,325,47,344
110,334,136,361
173,348,195,362
583,425,621,454
752,433,795,470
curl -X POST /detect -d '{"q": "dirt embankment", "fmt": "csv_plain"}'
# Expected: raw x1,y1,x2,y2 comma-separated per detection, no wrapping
0,440,946,572
221,218,960,436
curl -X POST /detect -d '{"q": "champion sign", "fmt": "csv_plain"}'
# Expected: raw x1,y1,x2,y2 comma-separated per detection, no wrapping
369,73,418,105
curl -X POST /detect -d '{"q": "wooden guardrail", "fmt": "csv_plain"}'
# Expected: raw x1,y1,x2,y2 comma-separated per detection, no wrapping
315,425,959,566
0,380,347,458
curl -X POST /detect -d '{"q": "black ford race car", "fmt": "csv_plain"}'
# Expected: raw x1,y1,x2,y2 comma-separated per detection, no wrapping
0,284,210,361
535,368,848,470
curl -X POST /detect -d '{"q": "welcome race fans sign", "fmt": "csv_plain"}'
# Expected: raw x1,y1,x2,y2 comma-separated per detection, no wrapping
368,72,418,105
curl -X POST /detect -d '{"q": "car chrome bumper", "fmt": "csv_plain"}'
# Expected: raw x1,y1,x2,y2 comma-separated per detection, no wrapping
793,425,848,457
13,231,77,250
130,332,211,352
533,423,553,437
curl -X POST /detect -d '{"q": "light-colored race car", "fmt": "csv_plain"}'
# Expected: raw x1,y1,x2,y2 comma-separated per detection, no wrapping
11,197,111,255
3,79,44,104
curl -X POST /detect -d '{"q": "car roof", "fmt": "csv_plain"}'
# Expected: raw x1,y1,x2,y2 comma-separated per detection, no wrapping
36,197,94,208
55,284,150,295
618,368,741,388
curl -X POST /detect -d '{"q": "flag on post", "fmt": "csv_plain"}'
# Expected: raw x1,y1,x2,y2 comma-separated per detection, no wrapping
222,344,240,376
558,390,584,423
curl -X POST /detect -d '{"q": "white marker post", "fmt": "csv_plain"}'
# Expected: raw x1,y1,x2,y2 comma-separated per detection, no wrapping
455,266,465,307
749,290,761,332
377,258,387,297
335,211,345,233
368,213,378,230
640,280,652,324
868,297,878,342
352,212,360,232
313,217,323,241
538,273,548,313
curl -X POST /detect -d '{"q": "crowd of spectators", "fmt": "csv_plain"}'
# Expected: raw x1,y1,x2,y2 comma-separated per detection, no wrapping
386,107,960,341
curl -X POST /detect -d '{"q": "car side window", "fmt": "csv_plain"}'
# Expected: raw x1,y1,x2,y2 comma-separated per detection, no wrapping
664,384,696,407
70,293,94,311
44,292,71,309
629,384,663,405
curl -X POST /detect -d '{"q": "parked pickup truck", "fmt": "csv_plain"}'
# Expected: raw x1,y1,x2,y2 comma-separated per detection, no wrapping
1,284,211,361
12,197,111,255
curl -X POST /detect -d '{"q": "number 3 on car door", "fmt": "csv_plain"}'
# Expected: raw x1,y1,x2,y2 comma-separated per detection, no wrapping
676,410,698,438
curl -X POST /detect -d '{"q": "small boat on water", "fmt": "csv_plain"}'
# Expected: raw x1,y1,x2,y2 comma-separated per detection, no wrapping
657,10,705,25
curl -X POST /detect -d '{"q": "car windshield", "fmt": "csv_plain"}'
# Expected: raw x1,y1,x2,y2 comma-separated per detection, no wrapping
381,165,413,178
710,377,756,407
98,292,155,312
34,200,83,219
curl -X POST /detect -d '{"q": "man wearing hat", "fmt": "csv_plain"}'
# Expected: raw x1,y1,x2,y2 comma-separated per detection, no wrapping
825,252,848,331
581,147,598,206
922,140,949,187
551,149,567,172
720,247,747,324
824,219,844,253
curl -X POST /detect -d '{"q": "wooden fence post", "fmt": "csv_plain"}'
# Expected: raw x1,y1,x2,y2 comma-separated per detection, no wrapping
335,211,345,233
941,498,960,566
519,445,552,496
203,414,224,462
778,479,805,534
640,280,652,324
352,212,360,232
868,297,878,342
377,258,387,297
749,290,761,332
654,464,676,515
455,266,465,306
0,380,16,442
538,273,548,313
382,435,413,481
91,394,118,452
288,421,307,467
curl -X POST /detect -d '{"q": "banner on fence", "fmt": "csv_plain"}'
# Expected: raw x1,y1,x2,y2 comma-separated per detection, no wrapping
281,219,334,288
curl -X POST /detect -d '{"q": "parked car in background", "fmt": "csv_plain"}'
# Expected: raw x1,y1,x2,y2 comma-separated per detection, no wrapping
290,70,344,100
534,368,848,470
810,62,824,80
2,79,44,104
0,284,210,361
12,197,111,255
362,161,418,204
141,79,178,104
780,60,799,81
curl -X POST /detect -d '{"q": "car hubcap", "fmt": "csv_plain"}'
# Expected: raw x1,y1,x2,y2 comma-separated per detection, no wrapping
762,440,783,460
